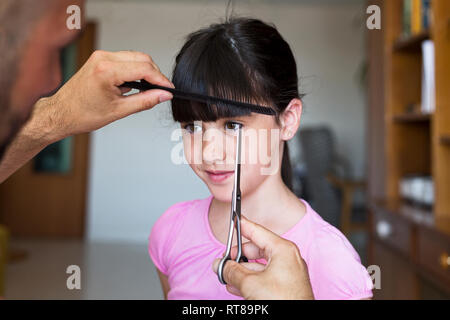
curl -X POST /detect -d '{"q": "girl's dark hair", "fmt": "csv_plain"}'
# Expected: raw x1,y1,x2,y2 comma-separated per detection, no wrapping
171,17,302,191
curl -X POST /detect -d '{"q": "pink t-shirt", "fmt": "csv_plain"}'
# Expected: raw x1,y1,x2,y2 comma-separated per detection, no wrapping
148,195,373,300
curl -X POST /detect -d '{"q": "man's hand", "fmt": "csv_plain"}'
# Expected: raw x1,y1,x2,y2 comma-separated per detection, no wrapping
49,50,174,140
212,216,315,300
0,50,174,183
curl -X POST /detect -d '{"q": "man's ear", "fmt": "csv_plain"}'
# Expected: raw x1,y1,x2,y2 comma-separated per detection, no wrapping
280,98,302,141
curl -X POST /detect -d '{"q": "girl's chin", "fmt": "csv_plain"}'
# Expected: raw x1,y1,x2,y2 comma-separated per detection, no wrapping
206,185,234,202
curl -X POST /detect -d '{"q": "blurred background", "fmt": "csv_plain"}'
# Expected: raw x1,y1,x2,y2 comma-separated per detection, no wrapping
0,0,449,299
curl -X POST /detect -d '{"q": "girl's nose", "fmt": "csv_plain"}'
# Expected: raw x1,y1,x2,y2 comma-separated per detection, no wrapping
202,129,226,164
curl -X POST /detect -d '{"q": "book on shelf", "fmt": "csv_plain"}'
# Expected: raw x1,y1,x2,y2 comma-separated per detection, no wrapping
422,0,431,30
403,0,412,36
402,0,432,37
412,0,422,34
421,40,435,114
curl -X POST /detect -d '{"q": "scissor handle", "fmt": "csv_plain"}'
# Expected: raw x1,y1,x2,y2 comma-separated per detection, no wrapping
217,212,248,285
217,254,248,285
217,256,229,285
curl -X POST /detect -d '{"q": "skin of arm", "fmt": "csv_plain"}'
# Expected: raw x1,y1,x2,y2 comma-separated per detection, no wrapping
156,269,170,300
0,96,65,183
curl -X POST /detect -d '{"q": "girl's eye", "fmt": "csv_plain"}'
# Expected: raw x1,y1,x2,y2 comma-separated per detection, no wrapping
183,123,202,134
225,121,242,132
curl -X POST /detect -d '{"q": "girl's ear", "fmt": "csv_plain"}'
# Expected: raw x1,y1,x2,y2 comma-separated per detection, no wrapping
280,98,302,141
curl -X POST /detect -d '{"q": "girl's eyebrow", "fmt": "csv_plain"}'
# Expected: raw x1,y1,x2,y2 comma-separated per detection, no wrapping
216,118,248,125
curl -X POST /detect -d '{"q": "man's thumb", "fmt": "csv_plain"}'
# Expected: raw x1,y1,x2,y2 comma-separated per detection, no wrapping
116,89,172,118
222,260,252,290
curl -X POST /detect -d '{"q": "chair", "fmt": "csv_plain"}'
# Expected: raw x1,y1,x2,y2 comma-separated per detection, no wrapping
298,127,368,236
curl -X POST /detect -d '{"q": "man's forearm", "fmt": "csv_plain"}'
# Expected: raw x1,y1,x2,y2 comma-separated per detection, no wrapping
0,50,176,184
0,97,66,183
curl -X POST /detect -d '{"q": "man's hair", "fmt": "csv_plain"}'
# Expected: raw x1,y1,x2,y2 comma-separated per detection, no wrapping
0,0,50,159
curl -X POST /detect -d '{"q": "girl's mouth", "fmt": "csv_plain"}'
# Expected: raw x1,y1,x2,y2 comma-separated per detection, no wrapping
205,170,234,184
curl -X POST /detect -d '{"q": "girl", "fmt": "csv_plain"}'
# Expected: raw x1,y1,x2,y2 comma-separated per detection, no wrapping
149,17,373,300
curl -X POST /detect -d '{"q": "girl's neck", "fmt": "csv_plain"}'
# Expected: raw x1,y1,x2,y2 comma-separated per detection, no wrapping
210,173,306,238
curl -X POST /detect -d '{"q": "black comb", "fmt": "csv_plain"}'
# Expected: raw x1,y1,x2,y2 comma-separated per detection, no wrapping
119,80,276,116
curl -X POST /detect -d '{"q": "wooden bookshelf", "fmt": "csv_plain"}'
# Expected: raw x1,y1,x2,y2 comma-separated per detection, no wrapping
393,30,430,52
392,112,431,123
432,0,450,220
367,0,450,299
441,135,450,145
382,0,450,219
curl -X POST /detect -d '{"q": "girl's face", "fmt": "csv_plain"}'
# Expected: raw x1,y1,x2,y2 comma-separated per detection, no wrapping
181,113,283,202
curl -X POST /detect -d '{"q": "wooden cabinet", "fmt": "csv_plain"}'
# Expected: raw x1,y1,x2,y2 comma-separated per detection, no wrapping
417,227,450,287
372,240,419,299
370,202,450,299
367,0,450,299
373,208,414,257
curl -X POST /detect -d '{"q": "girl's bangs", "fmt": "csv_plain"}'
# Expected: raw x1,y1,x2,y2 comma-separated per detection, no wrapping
171,32,272,122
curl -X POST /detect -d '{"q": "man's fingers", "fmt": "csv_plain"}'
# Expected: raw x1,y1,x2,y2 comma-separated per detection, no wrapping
212,258,253,290
115,89,172,118
120,87,132,95
91,50,173,87
221,260,253,291
226,284,242,297
213,257,266,273
230,242,264,260
212,258,220,273
212,259,264,298
240,262,266,272
107,50,153,63
102,60,175,118
225,262,265,296
108,51,164,74
104,61,172,88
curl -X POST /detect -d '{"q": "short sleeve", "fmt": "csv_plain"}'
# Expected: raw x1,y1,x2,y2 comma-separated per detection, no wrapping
148,217,170,275
148,201,190,275
307,226,374,300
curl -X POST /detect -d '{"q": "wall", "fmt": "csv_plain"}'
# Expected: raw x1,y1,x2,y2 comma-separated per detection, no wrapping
85,0,367,243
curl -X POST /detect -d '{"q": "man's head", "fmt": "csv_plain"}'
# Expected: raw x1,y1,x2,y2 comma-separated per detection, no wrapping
0,0,84,159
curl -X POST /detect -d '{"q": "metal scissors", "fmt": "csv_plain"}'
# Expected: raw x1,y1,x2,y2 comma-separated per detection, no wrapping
217,125,248,285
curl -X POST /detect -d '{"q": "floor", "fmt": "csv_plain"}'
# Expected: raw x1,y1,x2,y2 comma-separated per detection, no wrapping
4,238,163,299
4,233,369,300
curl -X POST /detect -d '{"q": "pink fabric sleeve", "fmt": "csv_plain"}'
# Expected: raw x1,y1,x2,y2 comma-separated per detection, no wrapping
307,226,374,300
148,218,170,275
148,201,188,275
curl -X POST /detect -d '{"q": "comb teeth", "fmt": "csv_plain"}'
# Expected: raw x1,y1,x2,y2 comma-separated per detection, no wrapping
119,80,277,116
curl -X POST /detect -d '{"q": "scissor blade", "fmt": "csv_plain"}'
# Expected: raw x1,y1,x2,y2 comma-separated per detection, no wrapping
232,127,242,213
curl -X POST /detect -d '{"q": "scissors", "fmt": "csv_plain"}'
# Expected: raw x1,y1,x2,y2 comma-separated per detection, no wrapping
217,125,248,285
